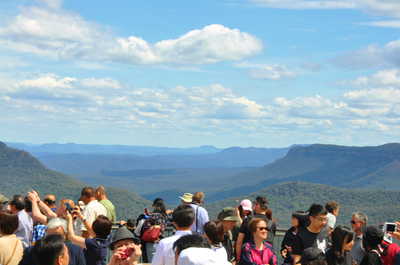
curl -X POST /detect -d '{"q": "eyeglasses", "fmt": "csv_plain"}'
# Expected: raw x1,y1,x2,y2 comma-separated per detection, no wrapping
257,226,269,231
314,217,328,222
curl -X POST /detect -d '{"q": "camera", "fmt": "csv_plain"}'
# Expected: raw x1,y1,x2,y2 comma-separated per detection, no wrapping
382,222,397,233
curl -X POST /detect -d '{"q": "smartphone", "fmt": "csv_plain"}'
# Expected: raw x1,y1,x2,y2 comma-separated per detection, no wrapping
65,203,72,214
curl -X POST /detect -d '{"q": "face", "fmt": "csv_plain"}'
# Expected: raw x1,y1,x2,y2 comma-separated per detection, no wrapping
243,209,250,216
342,236,354,252
254,220,268,240
333,208,340,217
56,204,65,217
59,244,69,265
350,216,363,233
221,220,237,233
291,217,299,228
94,191,101,201
46,227,66,240
310,214,327,229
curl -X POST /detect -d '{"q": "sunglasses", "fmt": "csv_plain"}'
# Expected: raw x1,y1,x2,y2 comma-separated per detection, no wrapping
257,226,269,231
350,220,360,224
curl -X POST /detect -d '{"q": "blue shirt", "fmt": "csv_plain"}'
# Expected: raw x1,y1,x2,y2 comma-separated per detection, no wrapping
15,210,33,249
31,224,46,242
189,203,209,234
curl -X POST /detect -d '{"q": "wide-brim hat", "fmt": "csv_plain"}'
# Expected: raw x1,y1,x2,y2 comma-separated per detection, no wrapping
108,227,140,251
0,194,9,207
219,207,240,222
179,193,193,203
361,226,384,246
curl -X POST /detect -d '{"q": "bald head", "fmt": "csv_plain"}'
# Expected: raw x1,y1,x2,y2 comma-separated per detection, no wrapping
44,195,56,207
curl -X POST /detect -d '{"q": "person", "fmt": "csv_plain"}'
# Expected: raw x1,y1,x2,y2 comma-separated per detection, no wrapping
378,237,400,265
325,201,340,235
232,199,253,256
350,212,368,264
179,193,193,205
218,207,240,263
31,223,47,245
75,187,107,238
236,196,276,258
359,226,384,265
297,247,328,265
107,227,142,265
119,219,136,235
291,203,330,264
204,220,228,261
19,217,86,265
95,186,116,225
0,210,24,265
65,208,112,265
151,204,195,265
265,208,276,223
325,225,354,265
33,234,69,265
239,217,276,265
0,194,9,210
145,198,168,263
173,234,231,265
280,211,309,265
189,191,209,234
9,195,33,249
44,195,57,213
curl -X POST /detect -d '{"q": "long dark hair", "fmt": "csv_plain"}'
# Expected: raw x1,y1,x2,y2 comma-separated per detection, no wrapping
331,225,354,259
291,211,309,233
238,205,252,219
153,198,167,218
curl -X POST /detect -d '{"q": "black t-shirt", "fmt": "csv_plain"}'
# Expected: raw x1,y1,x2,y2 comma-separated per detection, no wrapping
280,228,296,264
291,227,330,256
239,214,276,246
360,251,383,265
325,249,353,265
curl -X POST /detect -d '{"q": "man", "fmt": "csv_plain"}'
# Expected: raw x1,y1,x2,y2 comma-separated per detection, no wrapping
0,194,9,210
75,187,107,238
152,204,195,265
28,190,75,225
189,191,209,234
95,185,117,224
33,234,69,265
325,201,340,235
351,211,368,264
44,194,57,213
20,217,86,265
236,196,276,257
219,207,240,263
291,203,330,264
179,193,192,205
108,227,142,265
9,194,33,249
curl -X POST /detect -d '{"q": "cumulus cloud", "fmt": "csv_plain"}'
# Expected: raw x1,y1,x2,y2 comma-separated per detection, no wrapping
249,64,298,80
248,0,356,10
0,2,263,65
302,61,323,72
332,39,400,69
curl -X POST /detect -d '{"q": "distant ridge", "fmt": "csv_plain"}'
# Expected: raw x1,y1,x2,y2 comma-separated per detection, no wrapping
0,142,151,220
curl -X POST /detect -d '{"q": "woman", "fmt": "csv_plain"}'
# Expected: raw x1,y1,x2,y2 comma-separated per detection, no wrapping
65,208,112,265
325,225,354,265
204,220,228,261
232,199,253,249
239,217,276,265
145,198,167,263
281,211,309,265
0,210,24,265
360,226,384,265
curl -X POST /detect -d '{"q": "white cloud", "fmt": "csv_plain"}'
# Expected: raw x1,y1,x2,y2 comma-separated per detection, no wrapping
360,20,400,28
355,0,400,19
0,2,263,66
249,64,298,80
249,0,356,10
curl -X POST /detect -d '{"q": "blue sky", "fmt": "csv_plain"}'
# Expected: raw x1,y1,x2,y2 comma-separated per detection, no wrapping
0,0,399,148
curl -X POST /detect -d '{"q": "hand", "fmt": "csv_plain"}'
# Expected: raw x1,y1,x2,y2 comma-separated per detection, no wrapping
281,249,287,258
32,190,40,203
72,205,84,220
27,191,37,203
64,211,73,222
391,222,400,241
120,221,127,226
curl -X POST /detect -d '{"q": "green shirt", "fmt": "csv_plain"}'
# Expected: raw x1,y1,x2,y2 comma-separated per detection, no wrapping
99,199,116,224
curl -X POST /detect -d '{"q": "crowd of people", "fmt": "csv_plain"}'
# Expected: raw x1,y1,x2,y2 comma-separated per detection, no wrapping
0,189,400,265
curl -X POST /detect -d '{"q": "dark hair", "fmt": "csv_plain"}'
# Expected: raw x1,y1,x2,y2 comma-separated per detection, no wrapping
34,234,66,265
153,198,167,218
92,215,112,239
325,201,340,213
238,205,252,219
292,211,309,231
248,217,267,234
255,196,269,210
301,258,327,265
24,196,32,212
10,195,25,211
173,234,210,256
172,205,195,228
362,234,380,252
308,203,327,217
81,187,95,198
265,208,276,223
204,220,224,245
331,225,354,259
0,210,19,235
